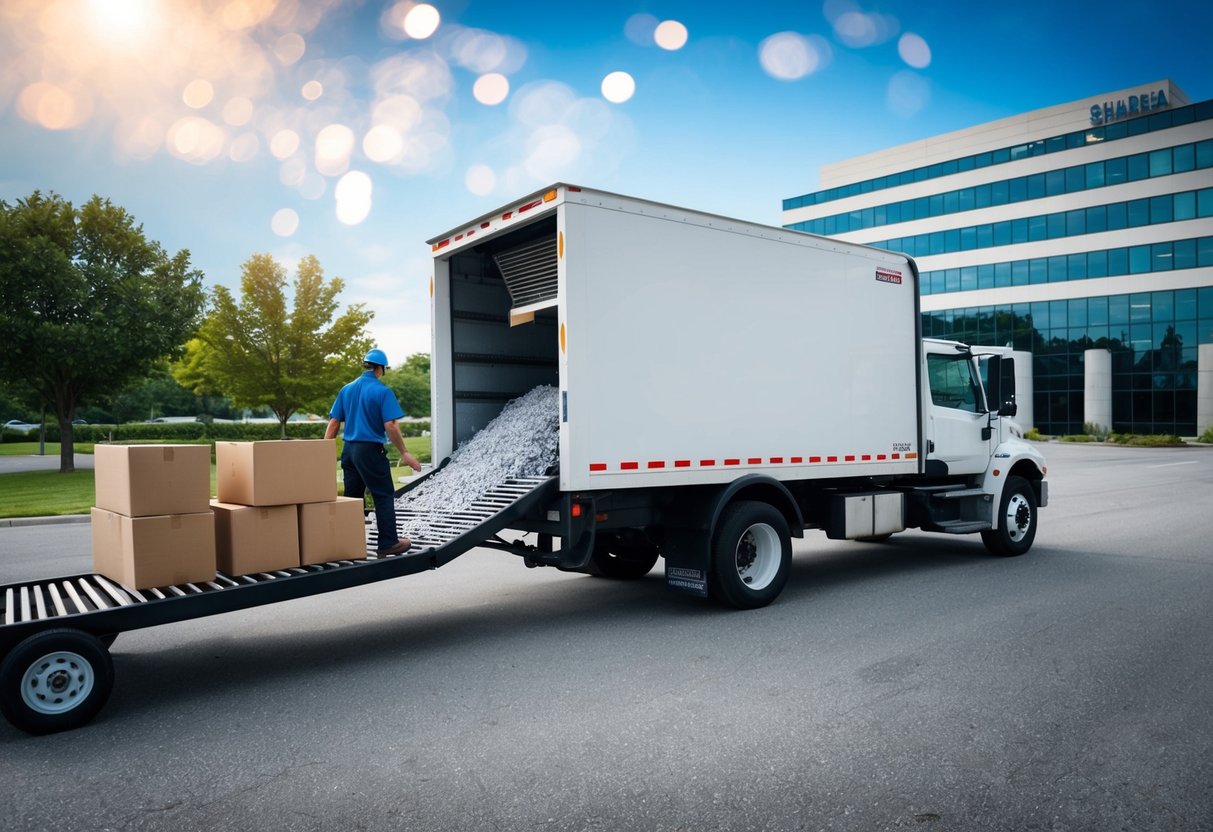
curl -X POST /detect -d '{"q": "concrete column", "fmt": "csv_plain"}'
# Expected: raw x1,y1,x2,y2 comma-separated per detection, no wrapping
1011,350,1034,432
1084,348,1113,433
1198,344,1213,437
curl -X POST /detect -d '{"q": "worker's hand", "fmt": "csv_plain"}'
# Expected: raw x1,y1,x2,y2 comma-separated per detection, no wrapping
402,451,422,472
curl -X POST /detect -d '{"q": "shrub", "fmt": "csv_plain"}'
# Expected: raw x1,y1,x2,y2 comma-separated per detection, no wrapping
1023,427,1044,441
1060,434,1098,442
1200,425,1213,444
1107,433,1185,447
1081,421,1109,439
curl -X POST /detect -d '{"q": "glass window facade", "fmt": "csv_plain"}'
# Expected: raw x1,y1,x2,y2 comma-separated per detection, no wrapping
786,139,1213,237
921,289,1211,436
784,99,1213,211
863,188,1212,257
920,235,1213,295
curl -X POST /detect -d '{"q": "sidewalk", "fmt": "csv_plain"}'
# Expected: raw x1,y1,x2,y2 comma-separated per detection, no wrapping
0,514,90,528
0,453,94,474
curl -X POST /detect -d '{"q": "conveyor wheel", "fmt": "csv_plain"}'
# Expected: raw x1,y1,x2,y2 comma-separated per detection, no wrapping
0,628,114,735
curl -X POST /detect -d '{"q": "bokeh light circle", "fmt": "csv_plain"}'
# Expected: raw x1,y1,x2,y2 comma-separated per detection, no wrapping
898,33,932,68
654,20,688,51
473,73,510,106
600,71,635,104
271,208,299,237
403,4,440,39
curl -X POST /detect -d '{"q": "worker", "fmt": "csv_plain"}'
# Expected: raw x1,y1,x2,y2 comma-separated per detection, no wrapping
325,348,422,556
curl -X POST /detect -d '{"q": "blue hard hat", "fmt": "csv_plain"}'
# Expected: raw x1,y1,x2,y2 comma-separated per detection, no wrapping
364,348,389,368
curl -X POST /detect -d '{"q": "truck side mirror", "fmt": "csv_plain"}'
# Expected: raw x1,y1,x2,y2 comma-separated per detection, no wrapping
986,355,1018,417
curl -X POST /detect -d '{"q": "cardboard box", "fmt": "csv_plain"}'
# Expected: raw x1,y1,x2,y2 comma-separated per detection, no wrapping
298,497,369,565
215,439,337,506
211,501,300,576
94,444,211,517
91,507,216,590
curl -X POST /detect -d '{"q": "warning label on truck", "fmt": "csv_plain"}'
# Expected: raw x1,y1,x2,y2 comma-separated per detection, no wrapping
875,268,903,285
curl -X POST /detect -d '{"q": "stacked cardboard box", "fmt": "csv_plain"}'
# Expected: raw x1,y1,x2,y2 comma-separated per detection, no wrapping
91,444,216,590
214,440,368,569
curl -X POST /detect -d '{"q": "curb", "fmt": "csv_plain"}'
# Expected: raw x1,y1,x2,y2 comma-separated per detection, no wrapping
0,514,90,528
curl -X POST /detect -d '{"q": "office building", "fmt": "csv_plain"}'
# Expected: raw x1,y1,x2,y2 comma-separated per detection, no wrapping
783,80,1213,436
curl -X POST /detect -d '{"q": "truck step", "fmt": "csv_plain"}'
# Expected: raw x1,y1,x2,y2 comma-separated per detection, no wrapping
931,488,992,500
929,520,990,534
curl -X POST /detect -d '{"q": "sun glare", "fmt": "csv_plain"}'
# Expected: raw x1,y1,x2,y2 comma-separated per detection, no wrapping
87,0,157,44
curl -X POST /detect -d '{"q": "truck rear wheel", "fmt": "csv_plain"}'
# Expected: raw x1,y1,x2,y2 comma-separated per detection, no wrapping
710,501,791,609
981,475,1037,557
0,629,114,735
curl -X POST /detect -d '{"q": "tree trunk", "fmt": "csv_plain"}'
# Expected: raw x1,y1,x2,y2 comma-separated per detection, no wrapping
58,415,75,474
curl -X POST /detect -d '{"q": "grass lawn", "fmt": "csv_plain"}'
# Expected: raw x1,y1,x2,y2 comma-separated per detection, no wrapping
0,437,432,519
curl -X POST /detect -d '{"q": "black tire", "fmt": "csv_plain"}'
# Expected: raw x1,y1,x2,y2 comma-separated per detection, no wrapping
981,475,1038,557
0,629,114,735
585,539,660,580
710,501,792,609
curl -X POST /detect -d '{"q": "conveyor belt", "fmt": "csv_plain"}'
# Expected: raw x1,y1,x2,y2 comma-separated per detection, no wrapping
0,474,558,652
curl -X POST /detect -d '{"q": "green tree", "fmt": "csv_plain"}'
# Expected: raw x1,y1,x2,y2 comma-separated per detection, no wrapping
0,191,205,471
177,253,372,437
383,353,431,417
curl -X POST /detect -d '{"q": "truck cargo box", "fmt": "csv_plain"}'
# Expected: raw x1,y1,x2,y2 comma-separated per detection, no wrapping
428,185,922,493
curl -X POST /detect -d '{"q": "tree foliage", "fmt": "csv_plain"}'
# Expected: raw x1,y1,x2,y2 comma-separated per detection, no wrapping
175,253,372,436
0,191,205,471
383,353,431,417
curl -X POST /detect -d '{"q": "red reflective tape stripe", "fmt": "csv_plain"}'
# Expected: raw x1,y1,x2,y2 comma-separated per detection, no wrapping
892,453,901,460
621,461,638,470
518,199,543,212
647,461,665,469
466,229,475,237
700,459,716,466
436,239,450,249
790,456,803,463
769,457,784,464
481,222,490,228
877,454,887,460
455,234,463,241
674,460,691,468
502,211,513,220
589,463,607,472
568,186,582,192
747,457,761,465
845,455,856,462
862,454,872,461
827,456,838,462
809,456,822,463
724,459,741,466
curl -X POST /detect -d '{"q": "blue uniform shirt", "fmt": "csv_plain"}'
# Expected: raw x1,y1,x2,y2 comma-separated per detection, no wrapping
329,370,404,443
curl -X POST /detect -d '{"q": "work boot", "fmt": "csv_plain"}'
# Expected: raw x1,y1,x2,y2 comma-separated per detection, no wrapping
377,538,412,556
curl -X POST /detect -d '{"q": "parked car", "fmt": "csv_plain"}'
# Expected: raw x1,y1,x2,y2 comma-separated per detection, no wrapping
3,420,37,434
72,418,87,425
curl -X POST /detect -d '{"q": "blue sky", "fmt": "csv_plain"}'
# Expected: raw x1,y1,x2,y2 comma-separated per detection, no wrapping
2,0,1211,364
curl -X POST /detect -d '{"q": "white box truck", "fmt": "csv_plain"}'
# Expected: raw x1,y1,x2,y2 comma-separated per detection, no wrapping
425,184,1048,609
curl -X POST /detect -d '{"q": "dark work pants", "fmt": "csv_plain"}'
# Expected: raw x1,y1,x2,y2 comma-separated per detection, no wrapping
340,441,399,549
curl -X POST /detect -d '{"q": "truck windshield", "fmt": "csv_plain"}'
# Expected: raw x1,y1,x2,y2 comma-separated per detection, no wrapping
927,353,980,413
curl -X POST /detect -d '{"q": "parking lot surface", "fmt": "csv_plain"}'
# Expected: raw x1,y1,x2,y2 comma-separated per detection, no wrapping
1,442,1211,831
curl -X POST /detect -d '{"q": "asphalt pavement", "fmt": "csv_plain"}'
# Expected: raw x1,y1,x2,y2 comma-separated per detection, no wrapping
1,442,1211,831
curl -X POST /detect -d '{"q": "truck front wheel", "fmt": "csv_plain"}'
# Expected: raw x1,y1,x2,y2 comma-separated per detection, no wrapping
0,629,114,735
710,501,791,609
981,475,1037,557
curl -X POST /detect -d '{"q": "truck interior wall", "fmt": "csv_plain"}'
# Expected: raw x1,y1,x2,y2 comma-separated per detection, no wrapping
447,228,559,447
